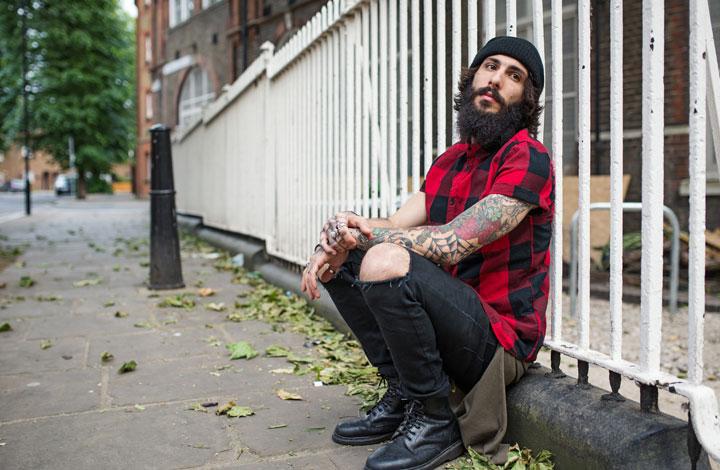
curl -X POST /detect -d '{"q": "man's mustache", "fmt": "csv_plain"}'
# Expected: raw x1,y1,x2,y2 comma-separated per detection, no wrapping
470,87,506,108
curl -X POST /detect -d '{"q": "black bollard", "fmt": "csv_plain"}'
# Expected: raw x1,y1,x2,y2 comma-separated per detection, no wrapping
148,124,184,290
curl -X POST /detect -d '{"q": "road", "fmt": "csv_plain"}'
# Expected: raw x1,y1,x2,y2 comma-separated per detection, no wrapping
0,191,61,223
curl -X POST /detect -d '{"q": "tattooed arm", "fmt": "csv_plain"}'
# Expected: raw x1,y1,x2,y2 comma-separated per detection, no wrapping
347,194,535,266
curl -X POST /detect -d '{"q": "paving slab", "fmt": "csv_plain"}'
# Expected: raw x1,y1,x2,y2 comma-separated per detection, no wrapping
0,404,234,470
0,368,101,421
0,335,87,374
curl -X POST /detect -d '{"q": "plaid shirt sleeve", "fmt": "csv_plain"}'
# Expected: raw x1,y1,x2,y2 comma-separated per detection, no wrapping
487,142,553,210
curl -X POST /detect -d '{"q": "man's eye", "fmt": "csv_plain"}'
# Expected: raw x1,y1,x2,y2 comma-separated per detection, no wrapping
511,73,520,81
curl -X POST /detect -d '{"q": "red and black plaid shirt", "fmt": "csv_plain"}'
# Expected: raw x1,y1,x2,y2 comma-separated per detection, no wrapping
420,129,554,362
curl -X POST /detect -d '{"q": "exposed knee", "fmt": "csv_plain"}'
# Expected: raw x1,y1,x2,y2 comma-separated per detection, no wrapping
359,243,410,282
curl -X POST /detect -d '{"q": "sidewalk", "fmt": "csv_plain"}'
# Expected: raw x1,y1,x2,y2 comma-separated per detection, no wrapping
0,196,373,469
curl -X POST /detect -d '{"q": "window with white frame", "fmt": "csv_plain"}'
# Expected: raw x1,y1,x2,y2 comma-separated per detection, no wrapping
145,91,153,120
144,35,152,64
708,0,720,183
202,0,222,8
169,0,193,28
497,0,578,174
178,66,216,128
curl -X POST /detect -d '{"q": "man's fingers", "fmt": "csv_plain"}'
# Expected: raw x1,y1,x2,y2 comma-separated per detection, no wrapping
319,232,337,255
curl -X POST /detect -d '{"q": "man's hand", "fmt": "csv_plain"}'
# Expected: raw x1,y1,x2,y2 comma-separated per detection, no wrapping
300,247,348,300
319,211,373,254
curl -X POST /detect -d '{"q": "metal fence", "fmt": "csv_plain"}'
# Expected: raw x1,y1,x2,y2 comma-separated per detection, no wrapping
171,0,720,460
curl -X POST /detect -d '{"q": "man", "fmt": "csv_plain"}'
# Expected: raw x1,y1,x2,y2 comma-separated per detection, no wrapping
301,36,553,470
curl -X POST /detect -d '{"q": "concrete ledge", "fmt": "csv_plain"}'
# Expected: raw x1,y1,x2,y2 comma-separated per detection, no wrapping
182,219,710,469
506,366,711,469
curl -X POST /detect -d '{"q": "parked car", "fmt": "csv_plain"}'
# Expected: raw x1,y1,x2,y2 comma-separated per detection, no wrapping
9,179,26,192
54,174,76,195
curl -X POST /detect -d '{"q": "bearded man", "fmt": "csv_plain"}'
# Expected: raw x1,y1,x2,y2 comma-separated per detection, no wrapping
301,36,554,470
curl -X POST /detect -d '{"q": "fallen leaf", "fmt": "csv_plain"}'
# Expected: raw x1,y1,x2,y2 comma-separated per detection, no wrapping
0,322,11,332
216,401,237,415
36,295,62,302
101,351,114,362
114,311,129,318
133,321,153,329
276,389,303,401
74,278,102,287
187,403,208,413
118,360,137,374
270,367,295,374
226,341,258,360
305,427,326,432
103,300,116,307
134,404,146,411
265,345,291,357
206,302,226,312
163,318,177,325
19,276,35,288
268,423,288,429
198,288,216,297
40,339,52,350
227,406,254,418
158,294,195,309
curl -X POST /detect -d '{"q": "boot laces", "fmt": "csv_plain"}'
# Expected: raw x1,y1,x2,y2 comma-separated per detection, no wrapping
392,400,426,439
368,378,403,416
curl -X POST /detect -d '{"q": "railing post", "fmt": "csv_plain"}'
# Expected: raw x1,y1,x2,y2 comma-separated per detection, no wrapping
148,124,184,290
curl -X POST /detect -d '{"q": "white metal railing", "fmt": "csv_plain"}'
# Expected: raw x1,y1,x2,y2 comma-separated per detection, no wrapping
170,0,720,460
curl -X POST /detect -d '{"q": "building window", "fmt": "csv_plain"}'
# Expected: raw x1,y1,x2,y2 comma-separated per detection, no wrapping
498,0,577,174
169,0,194,28
145,91,153,120
144,35,152,64
178,66,216,128
708,0,720,181
202,0,222,8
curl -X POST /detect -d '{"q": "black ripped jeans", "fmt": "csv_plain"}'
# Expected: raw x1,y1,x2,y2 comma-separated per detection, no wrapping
322,248,499,399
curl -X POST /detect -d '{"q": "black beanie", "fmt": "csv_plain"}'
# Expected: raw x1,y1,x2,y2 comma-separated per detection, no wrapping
470,36,544,94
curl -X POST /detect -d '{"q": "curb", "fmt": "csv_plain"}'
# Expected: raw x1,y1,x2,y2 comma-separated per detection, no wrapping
177,214,711,469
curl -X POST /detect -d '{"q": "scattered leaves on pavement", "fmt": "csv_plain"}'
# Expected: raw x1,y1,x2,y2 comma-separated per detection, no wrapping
276,389,303,401
73,278,102,287
215,401,236,415
265,345,291,357
446,445,554,470
118,360,137,374
198,288,216,297
114,311,129,318
40,339,52,350
206,302,226,312
19,276,35,288
227,406,254,418
0,322,11,332
226,341,258,360
158,294,196,309
101,351,114,362
187,403,208,413
36,295,62,302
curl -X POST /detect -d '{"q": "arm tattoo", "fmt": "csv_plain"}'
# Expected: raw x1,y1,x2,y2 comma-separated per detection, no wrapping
351,194,534,266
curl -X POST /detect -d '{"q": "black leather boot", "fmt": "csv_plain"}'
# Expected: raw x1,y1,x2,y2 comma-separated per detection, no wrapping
363,397,465,470
332,378,408,446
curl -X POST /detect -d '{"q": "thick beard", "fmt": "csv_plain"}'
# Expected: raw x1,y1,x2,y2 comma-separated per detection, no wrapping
456,86,527,151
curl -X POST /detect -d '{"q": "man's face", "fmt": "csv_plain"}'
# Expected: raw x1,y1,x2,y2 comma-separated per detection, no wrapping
470,54,528,113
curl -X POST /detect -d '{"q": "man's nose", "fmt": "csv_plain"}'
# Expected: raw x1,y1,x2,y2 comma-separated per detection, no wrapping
487,70,502,89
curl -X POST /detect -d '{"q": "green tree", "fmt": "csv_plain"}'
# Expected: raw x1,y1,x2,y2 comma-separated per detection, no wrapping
0,0,135,198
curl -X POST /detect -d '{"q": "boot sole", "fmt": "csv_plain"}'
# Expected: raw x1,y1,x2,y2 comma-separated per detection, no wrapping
363,439,465,470
331,430,395,446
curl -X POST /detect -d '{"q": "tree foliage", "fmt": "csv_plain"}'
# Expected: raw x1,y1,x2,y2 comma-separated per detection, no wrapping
0,0,135,197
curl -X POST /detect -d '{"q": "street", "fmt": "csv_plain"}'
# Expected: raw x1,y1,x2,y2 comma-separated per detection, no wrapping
0,195,373,469
0,191,61,223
